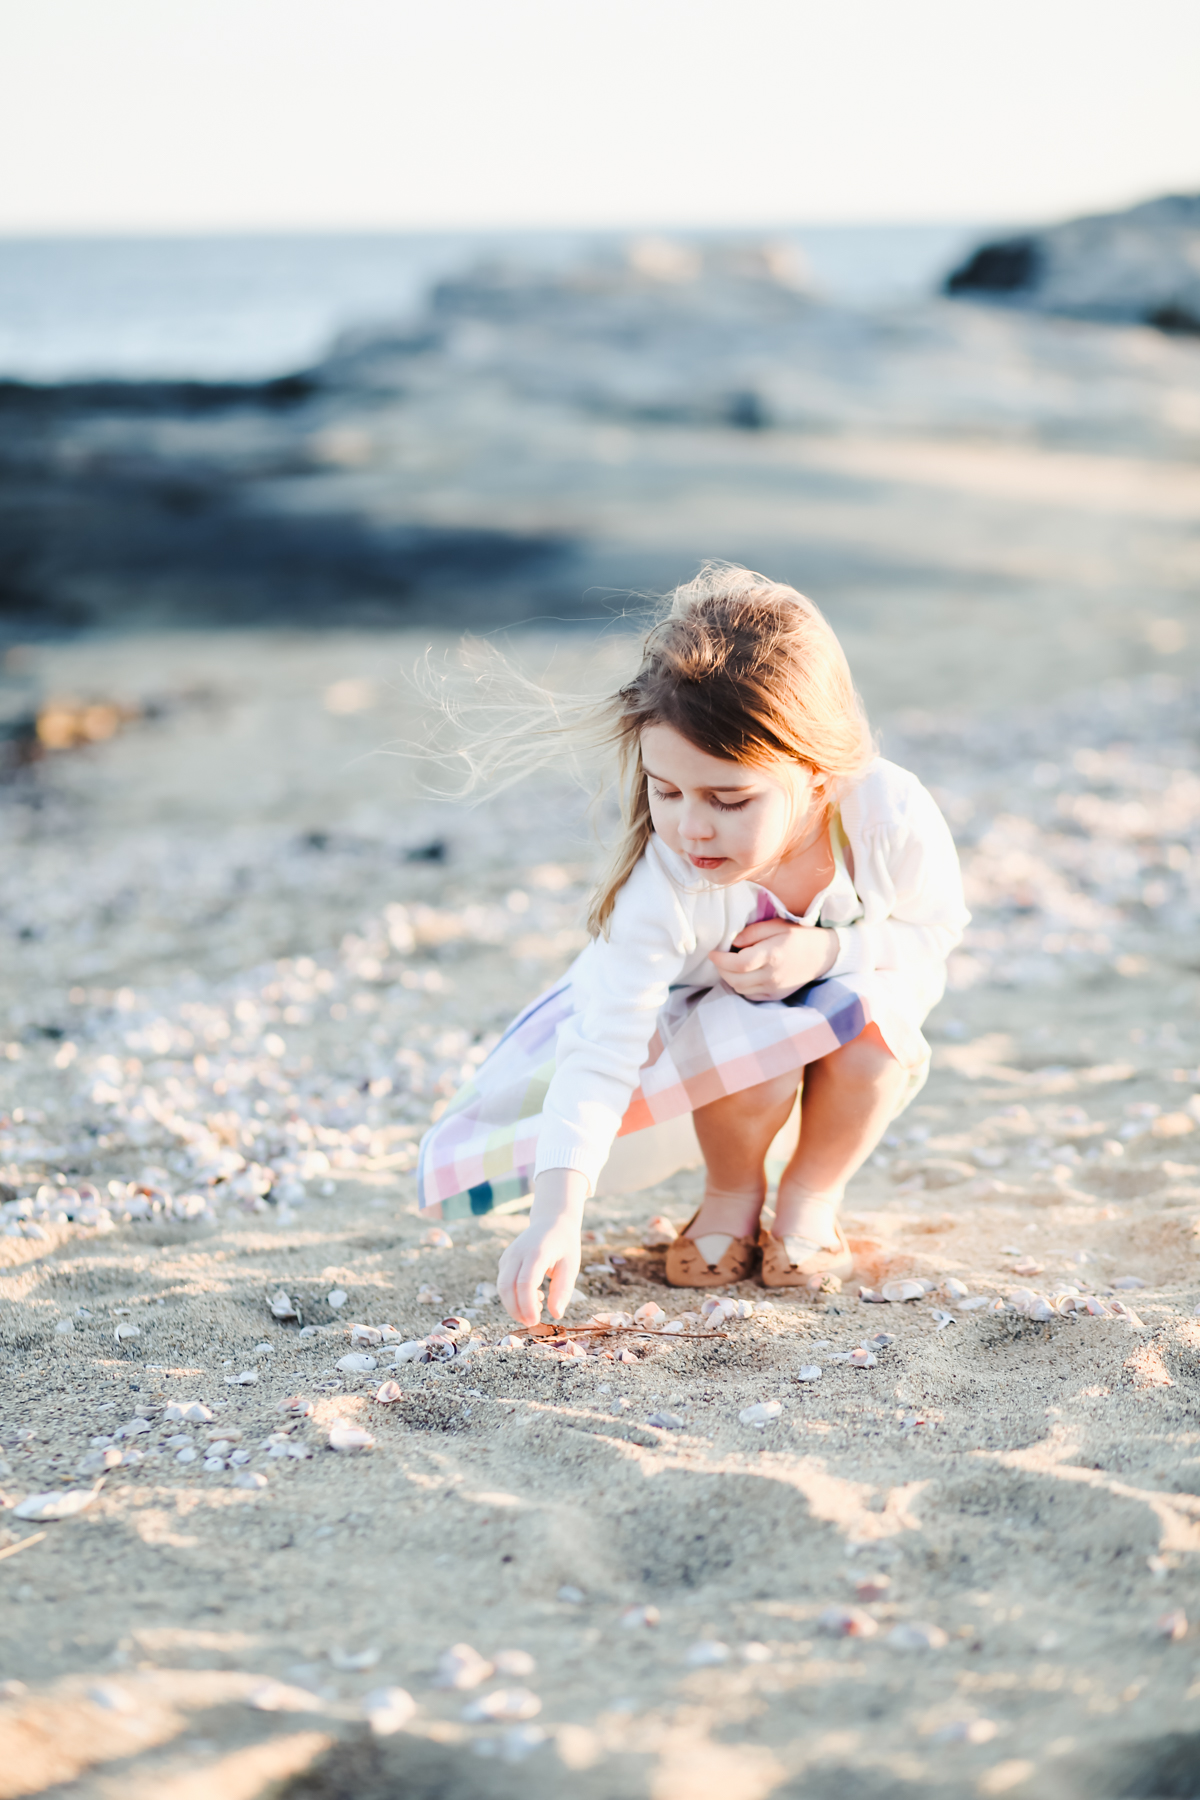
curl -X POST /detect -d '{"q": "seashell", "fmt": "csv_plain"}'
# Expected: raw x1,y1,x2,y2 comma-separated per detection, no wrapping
165,1401,213,1423
497,1335,524,1350
741,1642,772,1662
797,1365,822,1381
888,1622,948,1651
942,1278,969,1302
490,1722,549,1762
14,1488,97,1521
330,1645,380,1671
559,1340,588,1360
373,1381,404,1404
393,1340,429,1362
235,1470,268,1489
855,1575,891,1602
591,1311,634,1328
661,1321,686,1335
350,1324,383,1345
425,1227,454,1249
225,1370,259,1385
424,1335,458,1362
327,1290,347,1309
957,1295,989,1311
930,1310,955,1329
1010,1259,1044,1277
849,1347,877,1368
557,1585,585,1604
1156,1609,1188,1641
337,1353,378,1373
1110,1300,1146,1328
328,1420,374,1453
492,1650,536,1681
78,1448,123,1475
858,1289,887,1304
614,1348,639,1364
463,1688,541,1723
1084,1296,1111,1317
440,1316,472,1339
643,1216,678,1246
646,1412,686,1431
699,1296,726,1317
818,1606,877,1639
417,1286,444,1305
203,1456,226,1472
739,1400,782,1427
55,1318,75,1335
685,1640,729,1666
733,1299,756,1319
620,1605,660,1629
435,1644,494,1689
279,1396,314,1416
1112,1275,1147,1290
881,1280,925,1304
166,1434,191,1448
175,1446,198,1464
933,1718,997,1745
363,1686,416,1736
475,1282,499,1302
703,1300,738,1329
633,1303,667,1329
113,1323,141,1342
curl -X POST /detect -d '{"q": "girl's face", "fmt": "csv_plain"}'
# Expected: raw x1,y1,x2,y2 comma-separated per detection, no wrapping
641,722,816,885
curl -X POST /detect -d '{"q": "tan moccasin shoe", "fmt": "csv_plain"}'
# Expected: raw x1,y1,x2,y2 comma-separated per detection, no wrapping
665,1211,759,1288
759,1224,854,1290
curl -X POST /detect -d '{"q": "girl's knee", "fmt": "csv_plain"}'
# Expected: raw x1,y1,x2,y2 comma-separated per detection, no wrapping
711,1069,800,1118
823,1024,904,1089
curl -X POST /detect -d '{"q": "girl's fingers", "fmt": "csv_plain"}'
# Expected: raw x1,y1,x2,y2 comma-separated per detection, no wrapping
546,1253,579,1321
514,1252,548,1326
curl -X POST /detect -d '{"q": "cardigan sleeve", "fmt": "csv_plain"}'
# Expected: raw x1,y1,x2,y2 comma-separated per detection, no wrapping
534,847,696,1192
825,780,969,992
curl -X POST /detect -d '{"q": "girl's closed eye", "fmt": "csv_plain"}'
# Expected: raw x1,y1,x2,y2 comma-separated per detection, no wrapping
712,796,751,812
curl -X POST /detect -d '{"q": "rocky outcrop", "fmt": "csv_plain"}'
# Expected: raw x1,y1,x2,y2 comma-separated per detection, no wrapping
945,193,1200,332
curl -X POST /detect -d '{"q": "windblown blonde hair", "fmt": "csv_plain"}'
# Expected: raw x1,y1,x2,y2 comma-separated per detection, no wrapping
423,564,873,938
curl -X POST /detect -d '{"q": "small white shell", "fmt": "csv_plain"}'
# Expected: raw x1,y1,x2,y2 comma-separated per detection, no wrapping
425,1227,453,1249
888,1622,948,1651
392,1340,429,1362
327,1289,347,1309
330,1646,380,1671
739,1401,782,1426
850,1346,877,1368
643,1216,678,1246
557,1585,585,1604
234,1470,268,1489
881,1280,925,1304
1113,1275,1147,1290
225,1370,258,1385
14,1488,97,1521
362,1687,415,1735
957,1295,990,1311
463,1687,541,1723
327,1420,374,1453
942,1278,969,1301
493,1649,537,1676
496,1335,524,1350
417,1286,444,1305
797,1364,823,1381
633,1303,667,1329
165,1400,213,1423
933,1718,998,1744
337,1353,378,1373
373,1380,404,1404
434,1643,494,1691
684,1640,728,1666
620,1605,660,1629
113,1323,141,1341
278,1396,314,1416
269,1290,301,1320
350,1324,383,1345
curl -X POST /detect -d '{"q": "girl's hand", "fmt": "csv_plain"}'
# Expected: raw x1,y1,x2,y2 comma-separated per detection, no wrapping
497,1170,589,1326
708,918,837,1001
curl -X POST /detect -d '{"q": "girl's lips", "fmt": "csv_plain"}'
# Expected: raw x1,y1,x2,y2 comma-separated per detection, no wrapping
688,855,727,870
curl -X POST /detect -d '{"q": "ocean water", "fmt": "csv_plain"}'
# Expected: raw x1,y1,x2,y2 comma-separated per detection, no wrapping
0,223,988,383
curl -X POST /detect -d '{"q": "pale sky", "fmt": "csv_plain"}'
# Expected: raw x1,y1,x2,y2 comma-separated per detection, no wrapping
2,0,1197,234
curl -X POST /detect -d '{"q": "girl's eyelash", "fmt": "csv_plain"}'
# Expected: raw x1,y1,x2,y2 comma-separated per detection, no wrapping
650,786,750,813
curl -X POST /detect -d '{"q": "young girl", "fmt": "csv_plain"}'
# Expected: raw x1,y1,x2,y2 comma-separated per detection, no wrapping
418,566,968,1327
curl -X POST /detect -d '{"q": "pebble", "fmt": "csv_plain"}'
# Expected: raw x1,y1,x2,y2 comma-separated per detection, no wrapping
175,1447,198,1464
888,1622,948,1651
621,1604,660,1628
685,1640,729,1666
54,1319,74,1335
463,1687,542,1722
13,1489,97,1522
337,1353,378,1373
855,1575,892,1602
646,1411,686,1431
203,1456,226,1472
363,1687,416,1735
739,1401,782,1427
818,1606,877,1639
373,1380,404,1403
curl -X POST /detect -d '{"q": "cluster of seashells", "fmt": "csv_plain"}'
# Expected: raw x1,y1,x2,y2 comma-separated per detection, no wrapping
1,1174,212,1240
858,1271,1150,1329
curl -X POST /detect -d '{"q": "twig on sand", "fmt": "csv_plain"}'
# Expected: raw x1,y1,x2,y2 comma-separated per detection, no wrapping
0,1531,47,1562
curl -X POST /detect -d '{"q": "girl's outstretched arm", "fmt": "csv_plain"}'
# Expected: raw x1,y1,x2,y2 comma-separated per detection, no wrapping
497,1169,590,1325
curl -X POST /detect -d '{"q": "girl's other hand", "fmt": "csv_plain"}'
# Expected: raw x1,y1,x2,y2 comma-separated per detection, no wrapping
708,918,837,1002
497,1170,588,1325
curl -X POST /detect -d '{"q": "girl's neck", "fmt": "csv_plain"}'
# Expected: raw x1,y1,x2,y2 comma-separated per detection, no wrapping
759,807,834,914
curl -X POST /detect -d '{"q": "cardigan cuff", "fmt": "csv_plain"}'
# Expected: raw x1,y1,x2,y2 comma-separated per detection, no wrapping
533,1142,607,1194
827,922,874,979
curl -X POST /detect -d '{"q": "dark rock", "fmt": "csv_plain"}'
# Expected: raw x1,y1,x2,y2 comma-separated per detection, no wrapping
945,236,1041,295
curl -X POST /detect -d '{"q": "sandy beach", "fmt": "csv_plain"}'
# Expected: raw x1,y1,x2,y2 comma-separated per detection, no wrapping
2,582,1199,1798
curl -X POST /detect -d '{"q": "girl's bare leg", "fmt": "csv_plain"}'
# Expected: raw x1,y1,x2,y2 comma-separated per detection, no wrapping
687,1070,801,1257
772,1022,909,1248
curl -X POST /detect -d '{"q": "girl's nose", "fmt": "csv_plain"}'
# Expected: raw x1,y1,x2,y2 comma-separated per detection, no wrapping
679,804,715,843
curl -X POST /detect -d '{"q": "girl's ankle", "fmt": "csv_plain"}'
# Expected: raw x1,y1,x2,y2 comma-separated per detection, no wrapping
771,1184,844,1249
691,1188,765,1241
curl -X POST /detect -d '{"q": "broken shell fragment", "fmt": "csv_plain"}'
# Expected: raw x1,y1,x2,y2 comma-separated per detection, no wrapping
373,1380,404,1404
225,1369,259,1385
113,1323,141,1342
881,1280,925,1304
234,1470,268,1489
417,1286,444,1305
796,1365,822,1382
13,1489,97,1522
435,1644,494,1689
633,1303,667,1329
278,1396,314,1417
164,1401,213,1423
463,1688,541,1723
620,1606,660,1629
269,1290,301,1321
392,1340,429,1362
930,1310,955,1329
350,1324,383,1345
363,1687,416,1735
497,1335,524,1350
933,1718,998,1745
643,1216,678,1246
888,1622,948,1651
818,1606,878,1639
327,1289,347,1309
1156,1609,1188,1641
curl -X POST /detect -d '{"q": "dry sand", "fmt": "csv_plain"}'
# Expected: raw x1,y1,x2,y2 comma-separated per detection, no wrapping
2,625,1200,1800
